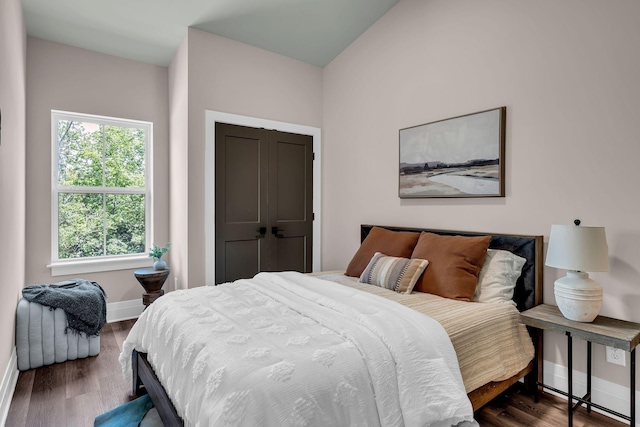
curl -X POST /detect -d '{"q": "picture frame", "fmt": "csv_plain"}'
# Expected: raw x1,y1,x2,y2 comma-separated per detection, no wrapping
399,106,506,198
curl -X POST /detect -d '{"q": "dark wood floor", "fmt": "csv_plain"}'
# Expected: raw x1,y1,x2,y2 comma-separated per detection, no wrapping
475,384,626,427
6,320,137,427
6,320,626,427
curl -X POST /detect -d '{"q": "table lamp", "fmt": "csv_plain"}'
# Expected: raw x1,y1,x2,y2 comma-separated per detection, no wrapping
545,220,609,322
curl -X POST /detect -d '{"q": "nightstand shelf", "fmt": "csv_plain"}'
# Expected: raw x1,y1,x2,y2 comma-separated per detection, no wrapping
520,304,640,426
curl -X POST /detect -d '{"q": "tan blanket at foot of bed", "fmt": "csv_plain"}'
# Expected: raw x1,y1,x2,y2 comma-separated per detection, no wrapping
314,272,534,393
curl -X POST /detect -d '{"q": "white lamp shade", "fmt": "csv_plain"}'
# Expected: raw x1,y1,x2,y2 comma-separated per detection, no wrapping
545,224,609,272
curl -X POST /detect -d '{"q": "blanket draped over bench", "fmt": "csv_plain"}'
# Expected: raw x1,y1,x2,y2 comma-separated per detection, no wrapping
22,279,107,336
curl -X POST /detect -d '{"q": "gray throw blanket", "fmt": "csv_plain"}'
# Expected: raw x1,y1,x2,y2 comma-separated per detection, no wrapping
22,279,107,337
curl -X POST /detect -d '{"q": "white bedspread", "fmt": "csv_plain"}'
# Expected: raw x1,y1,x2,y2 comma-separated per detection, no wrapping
120,272,477,427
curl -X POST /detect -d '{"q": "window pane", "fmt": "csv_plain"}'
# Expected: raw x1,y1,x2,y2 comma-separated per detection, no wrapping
57,120,103,186
104,126,145,188
58,193,104,258
53,112,151,263
106,194,145,256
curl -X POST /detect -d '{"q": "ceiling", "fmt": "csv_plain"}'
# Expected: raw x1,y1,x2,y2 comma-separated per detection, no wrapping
20,0,400,68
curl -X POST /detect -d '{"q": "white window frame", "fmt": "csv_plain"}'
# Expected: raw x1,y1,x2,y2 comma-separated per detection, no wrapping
48,110,154,276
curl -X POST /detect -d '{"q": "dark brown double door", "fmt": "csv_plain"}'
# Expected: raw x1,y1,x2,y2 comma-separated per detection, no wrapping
215,123,313,284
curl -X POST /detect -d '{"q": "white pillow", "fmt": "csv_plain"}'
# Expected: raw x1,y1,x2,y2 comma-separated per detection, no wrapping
473,249,526,305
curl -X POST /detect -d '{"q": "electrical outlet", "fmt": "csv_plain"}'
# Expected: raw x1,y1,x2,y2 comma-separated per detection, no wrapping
606,346,626,366
174,277,179,290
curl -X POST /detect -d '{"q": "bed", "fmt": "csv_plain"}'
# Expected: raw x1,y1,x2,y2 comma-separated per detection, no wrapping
120,225,543,426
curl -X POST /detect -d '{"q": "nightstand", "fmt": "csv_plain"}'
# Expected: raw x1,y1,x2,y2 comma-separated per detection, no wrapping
134,268,171,307
520,304,640,426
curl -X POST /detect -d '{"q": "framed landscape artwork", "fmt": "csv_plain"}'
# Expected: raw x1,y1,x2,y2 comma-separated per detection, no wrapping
399,107,506,198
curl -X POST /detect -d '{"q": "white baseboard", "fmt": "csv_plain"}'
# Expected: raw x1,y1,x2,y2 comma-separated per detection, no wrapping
0,348,18,427
107,299,144,323
543,360,639,426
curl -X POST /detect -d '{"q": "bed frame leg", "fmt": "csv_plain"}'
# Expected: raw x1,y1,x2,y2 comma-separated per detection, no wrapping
132,349,143,396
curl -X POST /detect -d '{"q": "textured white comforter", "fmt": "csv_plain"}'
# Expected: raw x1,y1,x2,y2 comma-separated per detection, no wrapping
120,272,477,427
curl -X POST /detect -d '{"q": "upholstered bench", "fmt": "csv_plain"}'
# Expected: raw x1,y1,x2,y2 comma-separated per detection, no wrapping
15,298,100,371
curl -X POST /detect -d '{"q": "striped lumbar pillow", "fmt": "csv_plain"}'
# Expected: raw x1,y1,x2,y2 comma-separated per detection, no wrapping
359,252,429,294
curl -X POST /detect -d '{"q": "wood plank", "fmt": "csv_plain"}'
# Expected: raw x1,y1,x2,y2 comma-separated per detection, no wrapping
24,363,67,426
4,368,35,427
65,390,104,426
93,322,127,382
476,384,627,427
520,304,640,350
478,403,560,427
65,355,101,399
109,319,137,348
96,320,137,414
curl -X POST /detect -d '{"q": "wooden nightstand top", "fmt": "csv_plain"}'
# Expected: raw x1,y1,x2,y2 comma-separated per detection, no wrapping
134,268,171,278
520,304,640,351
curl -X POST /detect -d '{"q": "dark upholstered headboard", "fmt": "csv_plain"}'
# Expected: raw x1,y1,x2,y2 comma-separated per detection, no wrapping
361,225,543,312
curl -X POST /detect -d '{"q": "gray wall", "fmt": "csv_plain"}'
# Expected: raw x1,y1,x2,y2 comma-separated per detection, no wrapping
0,0,26,392
25,37,170,303
322,0,640,403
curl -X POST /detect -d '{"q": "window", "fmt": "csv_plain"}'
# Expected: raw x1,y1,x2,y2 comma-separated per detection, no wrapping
50,111,153,275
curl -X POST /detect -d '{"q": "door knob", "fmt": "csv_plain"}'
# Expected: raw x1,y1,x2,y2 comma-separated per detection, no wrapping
255,227,267,238
272,227,284,238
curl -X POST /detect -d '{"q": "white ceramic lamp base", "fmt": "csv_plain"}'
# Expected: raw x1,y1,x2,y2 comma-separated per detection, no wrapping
554,271,602,322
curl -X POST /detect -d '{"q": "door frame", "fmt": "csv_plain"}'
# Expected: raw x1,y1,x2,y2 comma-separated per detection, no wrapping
205,110,322,286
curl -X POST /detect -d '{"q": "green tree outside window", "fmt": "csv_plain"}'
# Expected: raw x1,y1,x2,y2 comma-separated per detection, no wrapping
54,113,151,260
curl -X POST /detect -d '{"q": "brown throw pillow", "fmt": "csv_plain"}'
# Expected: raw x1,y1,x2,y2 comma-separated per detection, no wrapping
345,227,420,277
411,232,491,301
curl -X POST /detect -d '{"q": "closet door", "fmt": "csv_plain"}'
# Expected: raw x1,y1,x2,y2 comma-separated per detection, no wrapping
215,123,268,284
215,123,313,284
267,131,313,273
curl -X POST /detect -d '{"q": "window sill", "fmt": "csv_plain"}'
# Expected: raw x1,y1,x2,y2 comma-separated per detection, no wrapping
48,255,153,276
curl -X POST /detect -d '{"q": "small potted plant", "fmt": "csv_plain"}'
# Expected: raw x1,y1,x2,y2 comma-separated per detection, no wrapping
149,242,170,270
